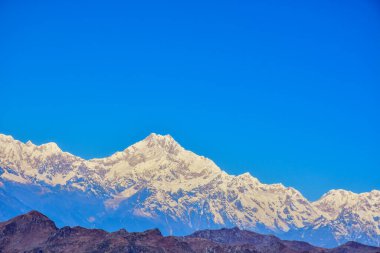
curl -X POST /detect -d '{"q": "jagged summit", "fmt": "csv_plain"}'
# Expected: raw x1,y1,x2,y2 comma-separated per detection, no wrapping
9,210,55,225
39,142,62,153
0,133,64,158
26,210,48,218
0,133,15,141
141,133,183,153
3,210,53,225
321,189,357,197
145,132,174,140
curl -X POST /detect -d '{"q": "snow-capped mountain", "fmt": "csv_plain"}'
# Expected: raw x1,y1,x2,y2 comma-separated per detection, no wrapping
0,133,379,247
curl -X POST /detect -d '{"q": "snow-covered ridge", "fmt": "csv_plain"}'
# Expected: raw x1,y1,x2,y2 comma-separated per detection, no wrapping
0,132,379,247
1,132,376,198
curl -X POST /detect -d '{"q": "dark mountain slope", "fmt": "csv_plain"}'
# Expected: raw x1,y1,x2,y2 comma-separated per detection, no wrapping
1,211,380,253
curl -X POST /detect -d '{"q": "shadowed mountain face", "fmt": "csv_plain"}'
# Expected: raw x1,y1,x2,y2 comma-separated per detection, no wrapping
1,133,380,248
1,211,380,253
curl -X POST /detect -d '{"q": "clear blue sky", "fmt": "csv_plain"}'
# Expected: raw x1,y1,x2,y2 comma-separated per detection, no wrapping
1,0,379,200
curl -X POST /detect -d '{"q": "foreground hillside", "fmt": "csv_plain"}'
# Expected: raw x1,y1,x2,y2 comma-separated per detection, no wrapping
1,211,380,253
0,133,380,247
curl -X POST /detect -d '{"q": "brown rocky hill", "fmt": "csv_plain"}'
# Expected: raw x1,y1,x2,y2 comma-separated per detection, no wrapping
1,211,380,253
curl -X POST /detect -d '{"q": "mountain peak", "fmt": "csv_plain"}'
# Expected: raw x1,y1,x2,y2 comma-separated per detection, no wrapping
145,133,174,141
141,133,183,153
0,210,58,252
39,142,62,153
4,210,57,231
321,189,357,199
25,210,51,220
0,133,15,142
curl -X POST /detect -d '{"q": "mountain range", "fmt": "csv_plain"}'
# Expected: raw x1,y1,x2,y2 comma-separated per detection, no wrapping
2,211,380,253
0,133,379,248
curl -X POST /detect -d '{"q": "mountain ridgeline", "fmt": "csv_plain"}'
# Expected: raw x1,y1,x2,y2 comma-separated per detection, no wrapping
2,211,380,253
0,133,379,248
